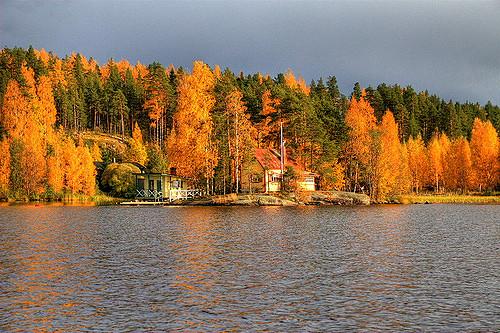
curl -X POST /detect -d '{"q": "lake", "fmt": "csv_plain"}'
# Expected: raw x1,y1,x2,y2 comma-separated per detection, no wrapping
0,204,498,332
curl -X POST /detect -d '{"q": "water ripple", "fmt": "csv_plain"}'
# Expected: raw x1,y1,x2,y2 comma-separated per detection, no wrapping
0,204,498,332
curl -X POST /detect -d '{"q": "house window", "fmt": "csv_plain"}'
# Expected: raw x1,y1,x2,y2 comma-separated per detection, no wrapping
251,174,262,183
157,180,162,192
271,174,282,182
137,178,145,190
149,179,155,191
304,177,315,183
172,180,180,189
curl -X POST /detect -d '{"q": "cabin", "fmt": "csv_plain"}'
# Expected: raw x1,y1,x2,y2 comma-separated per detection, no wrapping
241,148,318,193
133,167,201,201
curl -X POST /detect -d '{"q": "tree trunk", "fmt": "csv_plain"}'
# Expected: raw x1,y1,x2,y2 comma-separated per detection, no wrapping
223,161,226,195
121,112,125,139
73,104,77,130
227,118,232,191
235,110,239,193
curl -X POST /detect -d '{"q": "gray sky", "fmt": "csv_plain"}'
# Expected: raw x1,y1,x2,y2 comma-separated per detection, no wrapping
1,0,499,104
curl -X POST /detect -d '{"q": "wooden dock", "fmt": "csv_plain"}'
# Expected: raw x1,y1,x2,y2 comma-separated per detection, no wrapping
120,201,166,206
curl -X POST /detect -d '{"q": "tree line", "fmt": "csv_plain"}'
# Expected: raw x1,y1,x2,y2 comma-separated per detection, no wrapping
0,47,498,200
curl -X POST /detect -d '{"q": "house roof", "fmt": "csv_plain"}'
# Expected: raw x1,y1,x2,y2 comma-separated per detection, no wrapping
255,148,283,170
127,161,147,171
255,148,316,176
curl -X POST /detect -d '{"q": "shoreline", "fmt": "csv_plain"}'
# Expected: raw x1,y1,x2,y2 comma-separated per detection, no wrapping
0,194,125,206
2,192,499,207
393,194,500,205
120,192,500,206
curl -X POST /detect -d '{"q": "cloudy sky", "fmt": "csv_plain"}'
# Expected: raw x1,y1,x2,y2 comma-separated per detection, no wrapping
1,0,499,104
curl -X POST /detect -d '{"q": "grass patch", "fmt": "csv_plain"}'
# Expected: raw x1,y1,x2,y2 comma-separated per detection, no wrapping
396,194,500,204
60,193,125,205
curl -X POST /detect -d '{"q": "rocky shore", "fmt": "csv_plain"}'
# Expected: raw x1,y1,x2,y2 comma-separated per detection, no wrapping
181,191,371,206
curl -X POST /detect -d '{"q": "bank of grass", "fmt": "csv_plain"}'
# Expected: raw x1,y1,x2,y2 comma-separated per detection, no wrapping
0,192,125,206
59,193,125,205
395,193,500,204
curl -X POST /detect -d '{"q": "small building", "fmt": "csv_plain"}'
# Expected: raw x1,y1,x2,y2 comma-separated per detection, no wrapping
241,148,317,193
133,167,201,201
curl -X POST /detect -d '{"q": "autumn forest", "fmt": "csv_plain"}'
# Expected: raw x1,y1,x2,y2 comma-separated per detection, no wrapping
0,47,498,201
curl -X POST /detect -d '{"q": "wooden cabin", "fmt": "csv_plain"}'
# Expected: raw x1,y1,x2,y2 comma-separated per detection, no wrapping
133,167,201,201
241,148,317,193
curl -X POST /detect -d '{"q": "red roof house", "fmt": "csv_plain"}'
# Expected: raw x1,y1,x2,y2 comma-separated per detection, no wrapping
241,148,317,193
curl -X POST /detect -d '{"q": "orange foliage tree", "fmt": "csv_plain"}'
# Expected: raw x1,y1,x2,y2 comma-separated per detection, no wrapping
77,140,96,196
470,118,499,191
224,89,257,192
133,61,148,80
91,142,102,163
62,137,81,194
60,136,96,196
373,111,402,200
257,90,280,147
143,88,167,143
344,90,377,192
0,139,10,198
438,133,451,191
47,138,65,194
446,138,474,192
398,142,412,193
167,61,217,191
319,160,345,191
126,122,148,165
1,68,47,197
1,64,96,198
427,134,443,192
1,80,31,138
284,69,310,95
34,48,50,66
407,135,428,193
143,63,172,144
213,65,222,80
17,124,46,197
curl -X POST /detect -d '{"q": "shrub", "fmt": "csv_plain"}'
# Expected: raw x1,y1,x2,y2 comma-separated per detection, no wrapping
100,163,141,198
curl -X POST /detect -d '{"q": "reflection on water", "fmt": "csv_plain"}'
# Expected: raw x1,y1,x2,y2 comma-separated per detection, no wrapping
0,205,498,332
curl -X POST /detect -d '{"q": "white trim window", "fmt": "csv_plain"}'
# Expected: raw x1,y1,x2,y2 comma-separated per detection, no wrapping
271,174,282,182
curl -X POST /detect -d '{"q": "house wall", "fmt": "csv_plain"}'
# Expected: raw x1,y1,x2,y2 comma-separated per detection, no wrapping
242,166,306,193
137,174,162,192
136,174,189,199
297,179,316,191
266,169,282,192
162,175,188,193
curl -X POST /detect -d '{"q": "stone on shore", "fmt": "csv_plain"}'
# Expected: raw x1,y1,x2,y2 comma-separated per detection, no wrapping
185,191,369,206
304,191,370,205
210,194,297,206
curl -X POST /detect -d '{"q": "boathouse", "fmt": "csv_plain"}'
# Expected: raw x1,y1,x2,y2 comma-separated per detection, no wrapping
133,167,202,201
241,148,317,193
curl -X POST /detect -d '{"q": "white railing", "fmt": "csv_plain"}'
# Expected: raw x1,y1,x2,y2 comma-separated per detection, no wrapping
136,188,203,202
168,189,203,202
136,189,163,200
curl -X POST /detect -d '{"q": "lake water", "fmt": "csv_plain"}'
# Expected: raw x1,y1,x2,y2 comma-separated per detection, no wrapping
0,204,498,332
